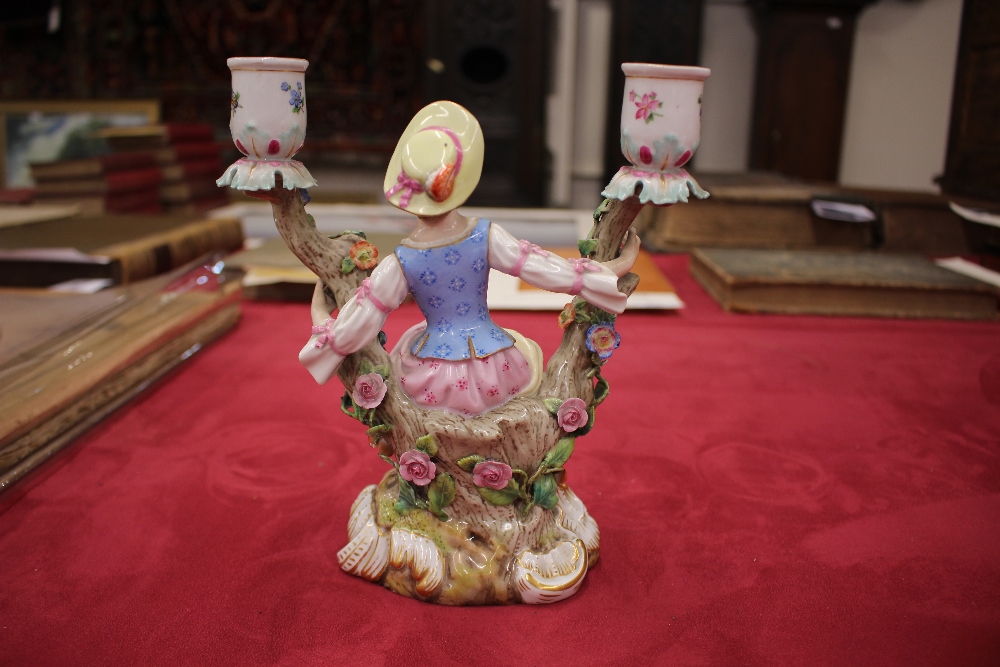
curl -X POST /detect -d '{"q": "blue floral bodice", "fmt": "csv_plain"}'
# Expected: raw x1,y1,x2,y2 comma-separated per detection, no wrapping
395,218,515,361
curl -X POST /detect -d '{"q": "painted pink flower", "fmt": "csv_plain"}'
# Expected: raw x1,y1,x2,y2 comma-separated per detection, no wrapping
557,397,588,433
473,460,513,490
399,449,436,486
633,91,663,123
353,372,387,409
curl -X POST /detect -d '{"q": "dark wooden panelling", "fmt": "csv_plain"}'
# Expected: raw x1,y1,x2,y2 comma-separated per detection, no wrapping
942,0,1000,201
423,0,548,207
0,0,426,162
749,2,867,182
603,0,703,183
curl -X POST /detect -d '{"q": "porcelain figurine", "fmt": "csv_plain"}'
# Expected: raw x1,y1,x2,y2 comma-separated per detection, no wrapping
216,57,317,191
603,63,711,205
220,59,706,605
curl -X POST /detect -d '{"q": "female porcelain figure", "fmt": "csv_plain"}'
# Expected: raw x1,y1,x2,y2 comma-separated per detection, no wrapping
299,102,639,419
223,58,686,603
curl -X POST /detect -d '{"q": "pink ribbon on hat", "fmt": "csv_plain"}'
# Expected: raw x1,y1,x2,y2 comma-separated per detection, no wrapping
567,257,602,296
385,125,464,206
511,239,550,277
354,277,391,314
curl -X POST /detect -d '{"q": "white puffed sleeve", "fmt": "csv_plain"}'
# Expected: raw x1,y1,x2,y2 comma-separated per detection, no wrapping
488,223,627,314
298,254,409,384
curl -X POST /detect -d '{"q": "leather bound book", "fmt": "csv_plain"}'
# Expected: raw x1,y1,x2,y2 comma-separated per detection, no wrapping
159,158,224,182
29,152,159,182
34,188,163,215
0,214,244,286
151,142,224,165
159,179,221,204
689,248,999,320
33,167,163,196
101,123,215,151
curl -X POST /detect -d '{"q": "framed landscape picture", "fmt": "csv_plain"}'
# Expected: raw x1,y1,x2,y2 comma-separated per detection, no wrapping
0,100,160,188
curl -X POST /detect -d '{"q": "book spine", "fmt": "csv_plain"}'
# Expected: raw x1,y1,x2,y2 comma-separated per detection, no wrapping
98,151,158,173
101,217,245,284
104,168,164,194
164,124,215,142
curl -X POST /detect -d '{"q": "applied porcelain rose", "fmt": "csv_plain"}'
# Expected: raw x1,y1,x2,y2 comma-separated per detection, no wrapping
216,56,317,191
602,63,711,206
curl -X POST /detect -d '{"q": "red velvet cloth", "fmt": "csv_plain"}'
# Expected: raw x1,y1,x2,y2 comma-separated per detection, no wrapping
2,254,999,666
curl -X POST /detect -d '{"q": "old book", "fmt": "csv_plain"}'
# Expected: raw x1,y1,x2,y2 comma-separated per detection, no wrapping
689,248,999,320
641,174,995,256
163,193,230,215
0,214,244,287
0,262,242,491
34,188,163,215
29,152,157,182
150,142,223,165
159,158,224,183
33,167,163,196
160,178,220,203
100,123,215,151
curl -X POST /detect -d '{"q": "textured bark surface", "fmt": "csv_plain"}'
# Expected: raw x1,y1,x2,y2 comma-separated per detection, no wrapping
268,183,642,604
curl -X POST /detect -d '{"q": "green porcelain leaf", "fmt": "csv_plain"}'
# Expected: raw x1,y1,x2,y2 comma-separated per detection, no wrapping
578,238,598,257
415,434,438,457
395,478,418,514
340,257,356,274
456,454,485,472
372,364,391,379
366,423,392,438
427,473,456,519
542,398,564,415
532,474,559,510
541,437,575,469
478,482,520,506
359,358,374,375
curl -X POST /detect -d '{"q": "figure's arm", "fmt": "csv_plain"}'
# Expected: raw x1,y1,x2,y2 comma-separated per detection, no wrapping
298,254,409,384
488,223,638,314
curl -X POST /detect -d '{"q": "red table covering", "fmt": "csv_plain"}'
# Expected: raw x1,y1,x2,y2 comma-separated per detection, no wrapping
2,254,999,666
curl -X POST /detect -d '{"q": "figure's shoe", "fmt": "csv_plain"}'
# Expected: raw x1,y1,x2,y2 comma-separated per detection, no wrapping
337,485,390,581
555,485,601,560
514,538,589,604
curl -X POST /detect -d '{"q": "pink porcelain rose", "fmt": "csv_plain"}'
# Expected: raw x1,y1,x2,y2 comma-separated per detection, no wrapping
557,397,588,433
473,460,513,490
399,449,436,486
353,372,387,409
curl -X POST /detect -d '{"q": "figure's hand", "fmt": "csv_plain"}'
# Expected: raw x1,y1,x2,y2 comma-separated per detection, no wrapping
604,227,641,277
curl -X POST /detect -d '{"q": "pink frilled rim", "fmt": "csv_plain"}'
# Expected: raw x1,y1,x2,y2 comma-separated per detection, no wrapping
227,57,309,72
621,63,710,81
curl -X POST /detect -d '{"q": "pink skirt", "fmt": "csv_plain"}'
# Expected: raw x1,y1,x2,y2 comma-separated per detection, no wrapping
391,323,534,416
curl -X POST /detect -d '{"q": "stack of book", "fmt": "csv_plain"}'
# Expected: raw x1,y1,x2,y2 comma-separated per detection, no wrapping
101,123,228,214
31,152,164,215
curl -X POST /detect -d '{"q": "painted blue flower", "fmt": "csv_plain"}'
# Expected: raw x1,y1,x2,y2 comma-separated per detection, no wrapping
427,295,444,308
448,277,466,292
476,281,487,297
434,344,453,357
282,81,304,113
420,270,437,286
476,307,488,322
435,318,453,332
471,258,486,273
444,249,462,265
490,328,508,341
455,302,471,316
281,82,291,91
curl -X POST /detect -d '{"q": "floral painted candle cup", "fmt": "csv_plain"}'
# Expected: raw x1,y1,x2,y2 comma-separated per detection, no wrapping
216,56,317,191
602,63,710,206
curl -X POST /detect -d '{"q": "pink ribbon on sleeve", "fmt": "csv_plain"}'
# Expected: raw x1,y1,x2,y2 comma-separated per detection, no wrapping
354,277,392,314
511,239,550,277
311,318,349,355
567,257,602,296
